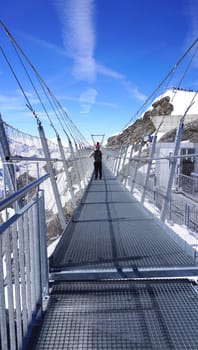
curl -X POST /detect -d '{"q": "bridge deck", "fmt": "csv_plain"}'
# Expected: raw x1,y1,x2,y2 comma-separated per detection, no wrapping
32,166,198,349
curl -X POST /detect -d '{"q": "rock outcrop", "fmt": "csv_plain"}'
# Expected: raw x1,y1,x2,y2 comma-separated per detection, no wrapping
159,119,198,143
107,95,174,148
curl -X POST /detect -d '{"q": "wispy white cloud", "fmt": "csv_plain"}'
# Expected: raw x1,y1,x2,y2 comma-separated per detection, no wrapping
21,33,68,57
97,63,146,102
54,0,147,105
0,93,25,111
96,101,117,108
57,93,118,111
97,64,125,80
57,0,96,83
121,81,147,102
80,87,97,113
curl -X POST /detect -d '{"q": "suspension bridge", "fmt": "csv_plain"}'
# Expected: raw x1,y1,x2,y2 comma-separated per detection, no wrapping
1,20,198,349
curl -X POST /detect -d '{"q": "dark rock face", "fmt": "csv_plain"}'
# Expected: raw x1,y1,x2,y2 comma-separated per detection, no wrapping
107,95,198,146
107,96,173,147
159,119,198,143
151,96,174,116
107,117,155,149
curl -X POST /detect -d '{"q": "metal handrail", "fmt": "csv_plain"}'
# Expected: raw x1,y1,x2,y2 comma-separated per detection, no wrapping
113,153,198,162
0,173,50,350
0,173,49,212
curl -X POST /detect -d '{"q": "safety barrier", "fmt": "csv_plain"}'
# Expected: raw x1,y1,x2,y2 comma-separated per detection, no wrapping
0,174,49,350
107,140,198,234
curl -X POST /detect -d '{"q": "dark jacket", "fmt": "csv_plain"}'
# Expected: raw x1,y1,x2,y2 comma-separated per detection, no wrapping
93,149,102,161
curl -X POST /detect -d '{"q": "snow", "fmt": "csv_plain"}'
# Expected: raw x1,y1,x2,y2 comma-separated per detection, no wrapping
130,184,198,259
152,88,198,115
47,236,61,257
1,207,15,221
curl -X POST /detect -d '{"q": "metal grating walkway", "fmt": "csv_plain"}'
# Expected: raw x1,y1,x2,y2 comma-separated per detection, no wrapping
50,166,198,279
34,280,198,349
32,166,198,349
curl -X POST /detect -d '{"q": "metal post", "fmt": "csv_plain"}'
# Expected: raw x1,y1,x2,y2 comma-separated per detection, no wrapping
80,144,89,185
131,141,144,193
12,221,23,349
18,216,28,335
68,138,82,196
33,200,42,307
121,145,129,183
160,118,184,222
116,146,123,176
0,236,8,350
5,228,16,350
29,206,37,313
0,114,15,193
57,136,76,208
141,134,157,204
24,210,32,323
38,123,66,230
38,191,49,299
112,148,119,175
184,203,190,227
123,144,134,186
75,142,86,188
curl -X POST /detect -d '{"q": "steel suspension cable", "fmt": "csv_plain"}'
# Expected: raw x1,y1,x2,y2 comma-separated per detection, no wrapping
122,36,198,131
9,40,59,136
0,20,90,146
0,46,41,126
171,44,198,103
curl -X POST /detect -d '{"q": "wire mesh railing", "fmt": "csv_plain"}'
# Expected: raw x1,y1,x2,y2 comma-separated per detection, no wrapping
0,117,93,243
178,173,198,199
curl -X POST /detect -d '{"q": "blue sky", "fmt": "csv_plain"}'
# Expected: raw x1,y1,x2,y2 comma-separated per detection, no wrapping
1,0,198,144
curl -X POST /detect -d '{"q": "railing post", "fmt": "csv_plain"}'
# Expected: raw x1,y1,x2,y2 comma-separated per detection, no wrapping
5,226,17,350
57,135,76,209
131,140,144,193
75,142,86,188
18,216,28,335
38,123,66,230
13,221,23,348
68,138,82,196
38,190,49,299
123,144,134,187
112,148,119,175
110,149,116,172
115,146,123,176
120,146,128,181
184,203,190,227
0,237,8,350
160,117,184,222
0,114,16,193
24,210,32,324
141,134,157,204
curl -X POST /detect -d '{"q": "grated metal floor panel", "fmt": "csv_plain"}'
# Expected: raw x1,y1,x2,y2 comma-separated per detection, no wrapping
34,280,198,349
50,167,197,275
32,167,198,349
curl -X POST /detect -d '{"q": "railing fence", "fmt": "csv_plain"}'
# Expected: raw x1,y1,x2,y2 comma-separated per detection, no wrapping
107,140,198,234
0,175,49,350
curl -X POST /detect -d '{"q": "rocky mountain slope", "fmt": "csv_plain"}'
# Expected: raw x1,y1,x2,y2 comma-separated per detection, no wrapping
107,90,198,148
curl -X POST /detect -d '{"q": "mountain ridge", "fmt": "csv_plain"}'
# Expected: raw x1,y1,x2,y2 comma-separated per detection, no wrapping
107,88,198,148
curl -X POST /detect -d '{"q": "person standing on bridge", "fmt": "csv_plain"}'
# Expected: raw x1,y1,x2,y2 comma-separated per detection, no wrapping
90,142,102,179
